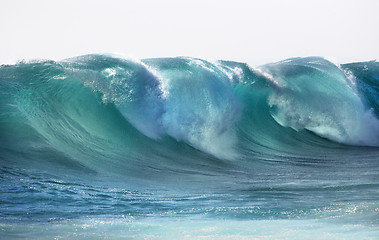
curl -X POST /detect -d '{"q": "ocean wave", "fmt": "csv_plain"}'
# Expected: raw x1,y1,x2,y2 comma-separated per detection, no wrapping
0,55,378,174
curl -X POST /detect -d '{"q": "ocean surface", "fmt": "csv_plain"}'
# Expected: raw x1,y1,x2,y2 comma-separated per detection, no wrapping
0,55,378,239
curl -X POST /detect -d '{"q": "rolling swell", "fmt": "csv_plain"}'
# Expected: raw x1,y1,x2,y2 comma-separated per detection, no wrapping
0,55,378,177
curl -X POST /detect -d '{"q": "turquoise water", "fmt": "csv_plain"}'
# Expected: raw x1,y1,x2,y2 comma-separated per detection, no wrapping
0,55,378,239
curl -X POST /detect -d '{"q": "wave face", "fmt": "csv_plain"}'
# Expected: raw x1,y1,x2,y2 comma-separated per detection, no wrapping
1,55,379,239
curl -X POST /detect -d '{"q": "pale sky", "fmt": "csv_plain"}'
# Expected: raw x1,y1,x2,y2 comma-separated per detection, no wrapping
1,0,378,66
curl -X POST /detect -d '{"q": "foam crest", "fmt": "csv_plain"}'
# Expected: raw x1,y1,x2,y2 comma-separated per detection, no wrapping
263,57,379,146
150,58,241,159
63,55,165,139
66,55,241,159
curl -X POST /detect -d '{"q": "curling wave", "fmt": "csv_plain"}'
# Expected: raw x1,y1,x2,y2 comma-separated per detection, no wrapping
0,55,378,176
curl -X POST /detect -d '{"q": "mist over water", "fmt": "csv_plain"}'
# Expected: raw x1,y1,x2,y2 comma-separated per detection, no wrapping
1,55,379,239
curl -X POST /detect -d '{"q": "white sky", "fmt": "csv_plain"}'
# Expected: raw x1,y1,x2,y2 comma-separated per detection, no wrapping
1,0,378,66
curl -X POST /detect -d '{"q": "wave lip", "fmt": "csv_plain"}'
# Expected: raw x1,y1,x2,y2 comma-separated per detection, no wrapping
260,57,379,147
62,56,241,159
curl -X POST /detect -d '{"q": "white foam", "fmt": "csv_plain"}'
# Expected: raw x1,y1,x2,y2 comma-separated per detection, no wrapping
3,217,378,240
269,82,379,147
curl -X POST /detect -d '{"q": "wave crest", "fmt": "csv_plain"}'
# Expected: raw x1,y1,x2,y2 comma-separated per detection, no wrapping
1,55,378,171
